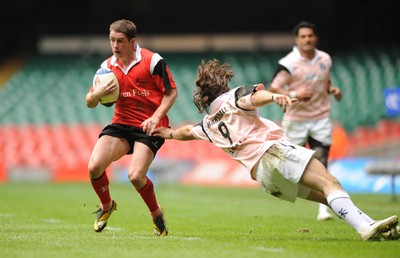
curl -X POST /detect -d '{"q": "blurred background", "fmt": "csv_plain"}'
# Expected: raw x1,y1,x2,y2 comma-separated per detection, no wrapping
0,0,399,196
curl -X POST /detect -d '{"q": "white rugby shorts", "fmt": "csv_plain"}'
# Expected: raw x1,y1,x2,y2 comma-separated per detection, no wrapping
281,117,333,146
255,140,315,202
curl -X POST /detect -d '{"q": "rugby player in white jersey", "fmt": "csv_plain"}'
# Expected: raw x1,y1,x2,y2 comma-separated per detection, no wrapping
154,59,399,241
269,21,342,221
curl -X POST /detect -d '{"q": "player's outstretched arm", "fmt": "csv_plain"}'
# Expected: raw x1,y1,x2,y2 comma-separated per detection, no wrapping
154,125,197,141
251,90,298,109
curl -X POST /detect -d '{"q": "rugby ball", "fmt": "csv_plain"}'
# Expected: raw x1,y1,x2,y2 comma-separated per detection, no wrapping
92,67,120,106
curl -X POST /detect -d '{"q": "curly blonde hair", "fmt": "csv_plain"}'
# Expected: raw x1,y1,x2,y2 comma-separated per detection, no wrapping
193,59,234,114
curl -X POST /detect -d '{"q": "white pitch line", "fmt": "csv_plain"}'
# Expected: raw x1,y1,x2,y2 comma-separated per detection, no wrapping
255,246,286,253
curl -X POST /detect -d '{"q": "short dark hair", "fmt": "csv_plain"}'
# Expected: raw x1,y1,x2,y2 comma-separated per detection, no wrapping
293,21,317,36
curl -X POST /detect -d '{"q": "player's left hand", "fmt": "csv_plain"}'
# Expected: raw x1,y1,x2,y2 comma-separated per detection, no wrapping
329,86,342,101
153,127,171,139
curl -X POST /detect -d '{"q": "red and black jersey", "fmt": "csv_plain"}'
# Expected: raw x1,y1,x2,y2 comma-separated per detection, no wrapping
102,44,177,128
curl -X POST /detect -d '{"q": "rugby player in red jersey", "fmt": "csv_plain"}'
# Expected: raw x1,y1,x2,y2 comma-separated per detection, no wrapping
86,19,177,236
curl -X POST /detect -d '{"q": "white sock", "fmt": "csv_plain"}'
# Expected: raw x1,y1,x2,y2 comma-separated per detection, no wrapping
355,206,375,223
327,190,370,232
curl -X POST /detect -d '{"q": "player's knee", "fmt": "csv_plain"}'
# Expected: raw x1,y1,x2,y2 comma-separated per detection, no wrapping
128,170,147,188
88,162,104,179
128,173,139,185
326,174,342,190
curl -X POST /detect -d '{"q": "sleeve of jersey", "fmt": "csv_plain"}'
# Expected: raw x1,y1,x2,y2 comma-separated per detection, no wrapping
234,85,259,110
270,54,292,85
151,54,177,91
191,122,212,142
270,66,291,89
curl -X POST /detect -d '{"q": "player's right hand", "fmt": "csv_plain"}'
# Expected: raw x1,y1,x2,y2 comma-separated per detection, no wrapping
273,94,298,112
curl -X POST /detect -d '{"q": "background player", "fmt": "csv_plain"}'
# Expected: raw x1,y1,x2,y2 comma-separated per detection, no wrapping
268,21,342,221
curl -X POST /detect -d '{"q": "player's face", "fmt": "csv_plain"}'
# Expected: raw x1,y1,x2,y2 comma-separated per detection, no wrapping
295,27,317,53
109,31,134,58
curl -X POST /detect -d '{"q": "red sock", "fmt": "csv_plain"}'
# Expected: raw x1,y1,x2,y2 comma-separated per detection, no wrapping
91,172,112,207
137,177,159,213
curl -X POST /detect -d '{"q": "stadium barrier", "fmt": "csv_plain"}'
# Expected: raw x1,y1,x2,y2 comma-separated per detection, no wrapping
365,161,400,202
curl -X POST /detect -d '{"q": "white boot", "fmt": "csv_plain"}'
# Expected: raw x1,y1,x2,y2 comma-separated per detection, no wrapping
359,215,398,241
317,203,333,221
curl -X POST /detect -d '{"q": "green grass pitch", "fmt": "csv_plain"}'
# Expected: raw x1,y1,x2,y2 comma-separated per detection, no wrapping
0,182,398,258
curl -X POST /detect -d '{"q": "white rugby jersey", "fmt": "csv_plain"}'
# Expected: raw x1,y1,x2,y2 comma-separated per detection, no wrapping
270,46,332,121
191,85,289,175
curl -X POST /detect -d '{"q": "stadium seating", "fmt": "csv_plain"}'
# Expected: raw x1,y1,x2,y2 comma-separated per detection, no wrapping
0,47,399,182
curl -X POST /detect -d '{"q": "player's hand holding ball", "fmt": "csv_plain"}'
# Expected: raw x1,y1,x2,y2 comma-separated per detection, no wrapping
92,68,120,106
